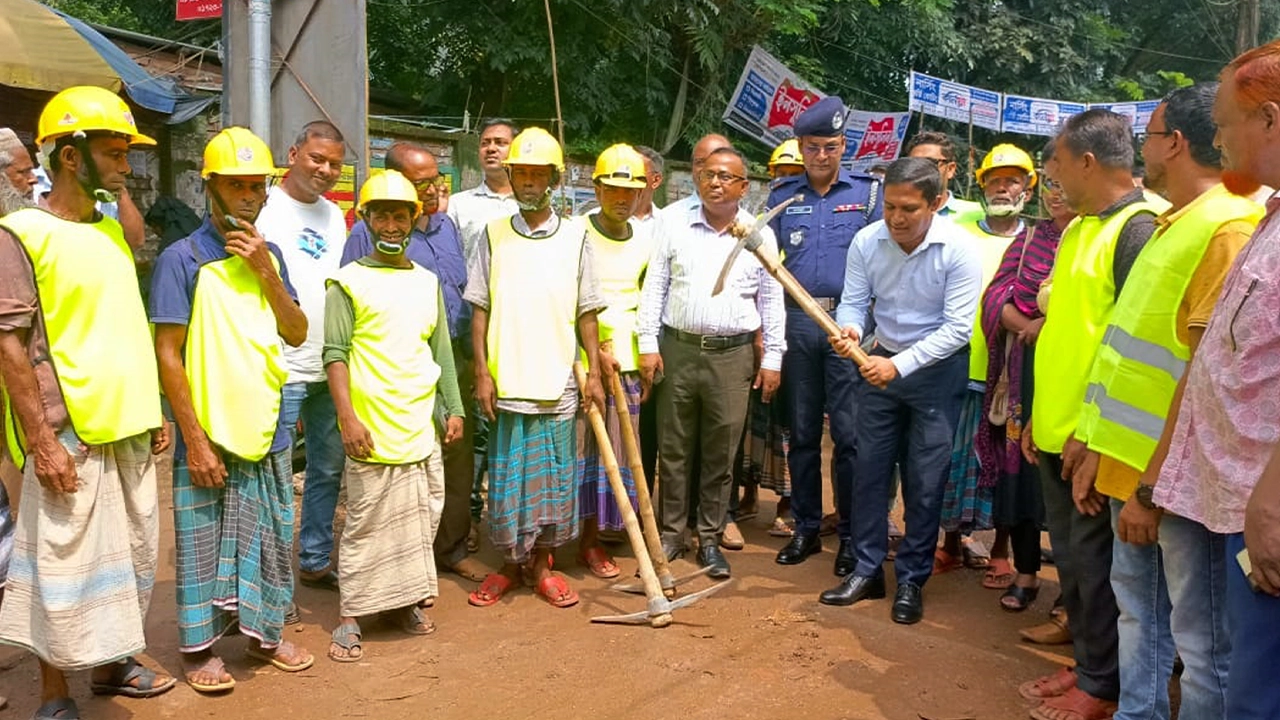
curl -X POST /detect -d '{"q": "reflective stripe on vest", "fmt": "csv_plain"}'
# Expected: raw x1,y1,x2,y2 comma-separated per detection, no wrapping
486,216,584,401
0,208,161,465
186,250,288,462
1032,196,1169,453
330,262,442,464
1076,185,1263,470
582,216,654,374
956,216,1017,382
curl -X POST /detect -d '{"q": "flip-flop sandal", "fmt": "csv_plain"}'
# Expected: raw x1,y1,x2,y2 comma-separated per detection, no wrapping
982,558,1016,589
183,655,236,694
246,640,315,673
1001,584,1040,612
933,548,963,574
1018,666,1077,700
328,622,363,663
468,572,516,607
32,698,79,719
535,574,579,608
90,656,177,698
961,537,990,568
394,606,437,636
579,546,621,579
767,516,795,537
300,569,340,591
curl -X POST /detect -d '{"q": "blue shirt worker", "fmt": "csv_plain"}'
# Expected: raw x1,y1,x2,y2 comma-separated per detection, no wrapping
820,157,981,625
768,96,882,576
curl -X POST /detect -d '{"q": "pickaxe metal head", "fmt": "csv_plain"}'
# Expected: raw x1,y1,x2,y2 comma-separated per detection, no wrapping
590,579,733,626
610,564,713,595
711,194,802,296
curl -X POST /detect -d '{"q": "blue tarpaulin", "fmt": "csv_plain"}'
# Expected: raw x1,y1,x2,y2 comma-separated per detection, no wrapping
53,9,217,124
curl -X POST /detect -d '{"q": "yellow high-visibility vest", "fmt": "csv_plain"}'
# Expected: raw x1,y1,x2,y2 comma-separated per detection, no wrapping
955,215,1017,383
1032,196,1168,453
486,216,584,401
583,217,653,373
329,262,442,464
1076,185,1262,470
0,208,160,465
184,244,288,461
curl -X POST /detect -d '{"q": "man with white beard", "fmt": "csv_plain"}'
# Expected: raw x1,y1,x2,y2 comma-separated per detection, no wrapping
936,145,1038,583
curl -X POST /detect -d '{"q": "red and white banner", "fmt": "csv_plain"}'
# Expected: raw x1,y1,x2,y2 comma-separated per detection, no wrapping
176,0,222,22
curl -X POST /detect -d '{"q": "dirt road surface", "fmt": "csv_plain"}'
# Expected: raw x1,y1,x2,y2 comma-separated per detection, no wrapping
0,453,1069,720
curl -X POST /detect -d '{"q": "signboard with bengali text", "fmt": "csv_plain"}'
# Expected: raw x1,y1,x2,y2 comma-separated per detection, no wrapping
177,0,221,21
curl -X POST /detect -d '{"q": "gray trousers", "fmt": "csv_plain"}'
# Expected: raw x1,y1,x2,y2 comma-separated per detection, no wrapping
656,335,754,548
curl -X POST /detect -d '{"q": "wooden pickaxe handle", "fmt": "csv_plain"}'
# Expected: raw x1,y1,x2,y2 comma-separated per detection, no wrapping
606,369,676,597
751,244,872,368
573,362,672,625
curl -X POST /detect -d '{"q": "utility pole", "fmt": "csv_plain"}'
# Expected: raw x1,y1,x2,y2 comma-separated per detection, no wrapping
1237,0,1260,55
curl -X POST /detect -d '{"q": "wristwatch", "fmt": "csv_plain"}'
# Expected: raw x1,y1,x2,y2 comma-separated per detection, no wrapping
1134,483,1159,510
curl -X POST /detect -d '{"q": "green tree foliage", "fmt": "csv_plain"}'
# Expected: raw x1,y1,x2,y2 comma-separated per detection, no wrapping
39,0,1280,157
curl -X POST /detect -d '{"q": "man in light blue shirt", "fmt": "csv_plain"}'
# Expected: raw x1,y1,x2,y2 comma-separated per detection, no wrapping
819,156,981,625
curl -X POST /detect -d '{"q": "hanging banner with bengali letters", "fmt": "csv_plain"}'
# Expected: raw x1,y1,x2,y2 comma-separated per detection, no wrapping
842,110,912,173
908,71,1003,131
723,46,826,147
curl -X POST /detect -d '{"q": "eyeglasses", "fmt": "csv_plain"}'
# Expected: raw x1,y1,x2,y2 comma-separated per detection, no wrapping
923,157,952,168
698,170,747,185
1136,130,1175,144
411,175,447,191
1041,177,1061,191
802,142,843,157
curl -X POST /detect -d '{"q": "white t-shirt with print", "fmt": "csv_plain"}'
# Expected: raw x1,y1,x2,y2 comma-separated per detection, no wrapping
256,185,347,383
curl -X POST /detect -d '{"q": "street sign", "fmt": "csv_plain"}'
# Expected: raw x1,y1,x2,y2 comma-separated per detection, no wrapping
177,0,221,22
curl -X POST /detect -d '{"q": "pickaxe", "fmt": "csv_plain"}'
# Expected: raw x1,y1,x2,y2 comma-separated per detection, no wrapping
573,362,730,626
712,195,870,367
604,368,716,597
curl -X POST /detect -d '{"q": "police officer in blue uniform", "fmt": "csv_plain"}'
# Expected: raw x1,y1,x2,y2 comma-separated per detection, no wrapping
768,96,881,576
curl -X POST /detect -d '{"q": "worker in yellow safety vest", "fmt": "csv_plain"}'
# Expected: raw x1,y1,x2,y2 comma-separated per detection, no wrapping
938,143,1036,589
151,126,312,693
1020,108,1169,720
0,85,174,716
464,127,607,610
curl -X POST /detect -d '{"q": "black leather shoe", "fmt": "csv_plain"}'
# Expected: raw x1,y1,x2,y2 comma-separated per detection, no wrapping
697,544,731,579
892,582,924,624
775,533,822,565
834,538,856,577
661,543,685,563
818,574,885,606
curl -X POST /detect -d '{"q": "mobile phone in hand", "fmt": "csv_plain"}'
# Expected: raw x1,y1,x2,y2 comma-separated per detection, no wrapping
1237,548,1262,592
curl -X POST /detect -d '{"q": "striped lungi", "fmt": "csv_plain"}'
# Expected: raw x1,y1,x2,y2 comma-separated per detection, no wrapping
940,388,993,533
576,372,641,531
738,386,791,497
174,448,295,652
0,472,11,588
339,454,444,617
0,428,158,671
488,411,578,564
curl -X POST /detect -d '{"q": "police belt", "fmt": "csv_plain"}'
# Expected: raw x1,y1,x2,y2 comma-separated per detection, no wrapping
786,296,838,312
664,325,754,351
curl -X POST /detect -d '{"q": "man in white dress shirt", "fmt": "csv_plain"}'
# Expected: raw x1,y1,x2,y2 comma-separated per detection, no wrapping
638,147,786,579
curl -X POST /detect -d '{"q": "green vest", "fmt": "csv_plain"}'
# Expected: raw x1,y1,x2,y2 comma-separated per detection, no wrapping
486,216,584,401
329,262,442,464
955,216,1017,382
1076,186,1263,470
185,242,288,462
1032,196,1168,453
582,217,653,373
0,208,161,465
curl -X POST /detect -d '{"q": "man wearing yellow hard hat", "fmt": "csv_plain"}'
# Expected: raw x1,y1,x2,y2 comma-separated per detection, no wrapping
768,138,805,181
464,127,607,609
574,143,654,579
323,169,465,662
151,126,313,693
936,143,1037,592
0,86,174,715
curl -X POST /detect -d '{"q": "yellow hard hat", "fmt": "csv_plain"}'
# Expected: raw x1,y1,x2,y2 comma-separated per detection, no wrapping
976,143,1037,189
769,139,804,168
503,127,565,172
593,144,646,188
36,85,156,147
202,127,277,179
358,169,422,216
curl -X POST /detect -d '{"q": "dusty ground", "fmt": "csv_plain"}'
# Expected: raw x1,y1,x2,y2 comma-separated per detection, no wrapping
0,451,1072,720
